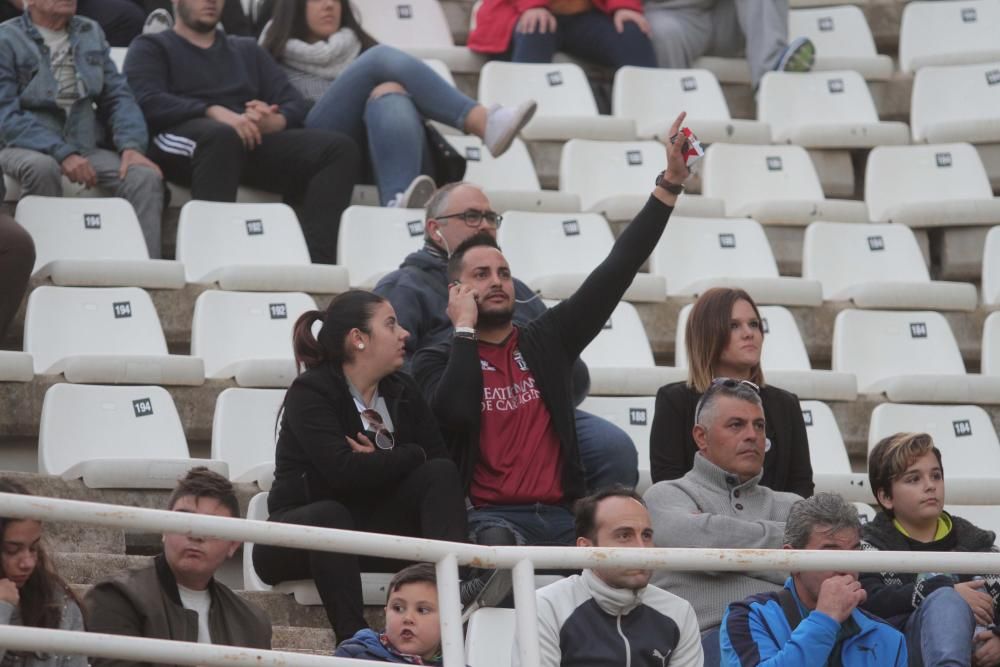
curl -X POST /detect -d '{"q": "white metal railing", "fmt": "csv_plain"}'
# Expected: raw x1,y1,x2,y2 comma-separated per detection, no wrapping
0,492,999,666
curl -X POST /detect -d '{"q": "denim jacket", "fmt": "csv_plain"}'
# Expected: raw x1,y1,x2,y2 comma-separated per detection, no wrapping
0,13,148,162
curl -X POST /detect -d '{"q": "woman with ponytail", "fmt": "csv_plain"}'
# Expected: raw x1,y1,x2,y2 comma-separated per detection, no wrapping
252,290,469,645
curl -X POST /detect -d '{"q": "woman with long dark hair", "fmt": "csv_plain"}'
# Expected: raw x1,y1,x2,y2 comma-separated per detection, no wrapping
260,0,536,208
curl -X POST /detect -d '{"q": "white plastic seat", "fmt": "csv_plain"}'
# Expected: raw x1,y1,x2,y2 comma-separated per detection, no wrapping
38,383,226,488
559,139,725,220
833,309,1000,403
985,227,1000,307
211,388,284,489
757,70,909,148
444,136,580,212
943,506,1000,545
165,182,281,209
611,66,771,143
789,6,893,80
176,201,349,293
478,62,634,141
0,351,33,382
337,206,427,288
984,312,1000,375
23,286,204,385
865,143,1000,228
911,62,1000,144
578,395,657,492
15,196,184,289
692,55,750,84
799,400,852,474
191,291,315,387
702,143,870,225
466,608,516,667
899,0,1000,73
498,212,664,302
650,216,823,306
803,221,978,310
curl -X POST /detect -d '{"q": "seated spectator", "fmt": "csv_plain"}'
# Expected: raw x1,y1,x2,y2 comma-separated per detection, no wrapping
514,486,702,666
0,0,164,257
861,432,1000,667
0,478,86,667
375,182,638,493
252,291,479,644
259,0,536,208
123,0,360,263
0,0,146,46
411,113,691,547
720,493,907,666
644,378,801,666
650,287,813,497
85,468,272,663
0,214,34,339
334,563,445,665
643,0,815,91
468,0,657,68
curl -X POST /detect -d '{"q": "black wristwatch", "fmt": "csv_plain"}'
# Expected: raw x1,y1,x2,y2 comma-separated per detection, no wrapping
655,170,684,195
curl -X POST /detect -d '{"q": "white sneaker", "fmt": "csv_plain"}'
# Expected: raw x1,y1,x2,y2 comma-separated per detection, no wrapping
386,174,436,208
143,8,174,34
483,100,537,158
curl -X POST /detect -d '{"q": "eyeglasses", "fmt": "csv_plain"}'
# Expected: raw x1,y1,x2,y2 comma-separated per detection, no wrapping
435,209,503,228
694,377,761,423
361,409,395,450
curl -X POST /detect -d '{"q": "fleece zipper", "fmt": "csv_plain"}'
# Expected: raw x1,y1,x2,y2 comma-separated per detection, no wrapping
616,613,631,667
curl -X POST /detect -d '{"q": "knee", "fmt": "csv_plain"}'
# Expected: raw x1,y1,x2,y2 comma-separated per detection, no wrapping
312,130,362,169
924,586,974,618
362,44,409,68
122,163,163,190
17,153,62,192
288,500,356,531
368,81,408,101
413,457,462,487
474,525,518,546
0,214,35,271
196,121,246,158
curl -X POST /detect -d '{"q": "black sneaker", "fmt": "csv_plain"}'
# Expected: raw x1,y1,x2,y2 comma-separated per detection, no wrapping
460,569,513,622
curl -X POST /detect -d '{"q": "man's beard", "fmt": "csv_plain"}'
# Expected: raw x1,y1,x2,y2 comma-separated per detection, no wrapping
177,3,219,33
477,304,514,329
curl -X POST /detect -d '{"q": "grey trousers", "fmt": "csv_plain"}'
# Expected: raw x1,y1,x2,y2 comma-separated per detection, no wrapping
644,0,790,88
0,147,165,258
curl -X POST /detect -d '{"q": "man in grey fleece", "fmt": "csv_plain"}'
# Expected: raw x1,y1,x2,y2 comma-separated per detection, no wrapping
643,378,801,665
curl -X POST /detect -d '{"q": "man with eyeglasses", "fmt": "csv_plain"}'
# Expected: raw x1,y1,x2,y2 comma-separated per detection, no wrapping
643,378,802,666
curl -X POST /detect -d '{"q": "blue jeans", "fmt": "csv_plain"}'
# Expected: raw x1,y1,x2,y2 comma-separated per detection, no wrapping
509,10,657,67
701,628,721,667
575,408,639,491
468,503,576,546
905,587,975,667
305,44,478,204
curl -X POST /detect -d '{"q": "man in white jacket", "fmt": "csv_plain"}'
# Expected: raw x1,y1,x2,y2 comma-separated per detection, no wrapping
513,487,703,666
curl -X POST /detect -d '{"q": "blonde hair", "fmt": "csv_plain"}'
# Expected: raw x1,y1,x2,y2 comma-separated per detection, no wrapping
867,432,943,516
685,288,765,393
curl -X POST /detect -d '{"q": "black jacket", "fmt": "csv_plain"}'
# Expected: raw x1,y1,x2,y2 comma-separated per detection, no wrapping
412,196,674,501
267,363,449,514
649,381,814,497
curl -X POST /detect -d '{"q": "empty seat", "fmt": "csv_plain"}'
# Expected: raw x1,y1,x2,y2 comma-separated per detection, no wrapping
466,608,516,667
650,216,823,306
799,400,851,474
911,62,1000,144
899,0,1000,73
559,139,725,220
611,66,771,143
176,201,349,293
578,395,657,492
478,62,634,141
24,286,204,385
0,351,33,382
337,206,427,288
15,196,184,289
984,311,1000,375
789,6,893,80
833,309,1000,402
498,212,665,302
985,227,1000,307
865,143,1000,227
38,383,226,488
757,70,908,148
211,388,284,489
191,291,315,386
165,182,281,210
803,221,978,310
702,143,869,225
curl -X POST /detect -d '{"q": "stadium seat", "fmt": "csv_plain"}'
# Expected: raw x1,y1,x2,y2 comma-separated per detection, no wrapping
833,309,1000,403
211,388,284,489
478,62,634,141
984,311,1000,376
789,6,893,80
692,56,750,85
911,62,1000,144
190,291,315,387
498,212,665,302
109,46,127,72
865,143,1000,227
176,201,349,293
559,139,725,220
899,0,1000,73
757,70,909,148
611,66,771,143
985,227,1000,307
23,285,204,385
466,608,516,667
943,505,1000,545
650,216,823,306
701,143,869,225
578,395,657,491
802,221,978,310
0,351,33,382
38,383,226,488
15,195,184,289
337,206,426,288
799,400,851,474
165,182,281,209
444,136,580,212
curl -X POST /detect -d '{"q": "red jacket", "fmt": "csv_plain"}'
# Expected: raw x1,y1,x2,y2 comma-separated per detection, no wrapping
467,0,644,55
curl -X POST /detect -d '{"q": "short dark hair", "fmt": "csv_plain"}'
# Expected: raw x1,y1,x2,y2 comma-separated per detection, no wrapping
167,467,240,519
446,231,501,282
388,563,437,595
868,432,943,517
574,486,646,543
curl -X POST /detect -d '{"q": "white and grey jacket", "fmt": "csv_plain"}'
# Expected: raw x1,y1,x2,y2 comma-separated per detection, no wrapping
0,589,86,667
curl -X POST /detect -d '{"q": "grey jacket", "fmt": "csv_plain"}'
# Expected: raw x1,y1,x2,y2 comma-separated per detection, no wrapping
0,589,86,667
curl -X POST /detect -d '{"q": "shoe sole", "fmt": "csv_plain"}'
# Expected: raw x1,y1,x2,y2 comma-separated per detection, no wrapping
399,176,436,209
781,37,816,73
461,569,513,622
488,101,537,158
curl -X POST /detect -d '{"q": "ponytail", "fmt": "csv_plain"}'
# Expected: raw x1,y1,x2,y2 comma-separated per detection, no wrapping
292,310,326,371
292,291,387,372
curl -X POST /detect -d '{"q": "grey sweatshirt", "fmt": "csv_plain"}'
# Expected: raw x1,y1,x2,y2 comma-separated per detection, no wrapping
643,453,802,630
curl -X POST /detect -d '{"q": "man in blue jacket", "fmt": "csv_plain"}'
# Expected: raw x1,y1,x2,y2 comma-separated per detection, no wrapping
720,493,907,666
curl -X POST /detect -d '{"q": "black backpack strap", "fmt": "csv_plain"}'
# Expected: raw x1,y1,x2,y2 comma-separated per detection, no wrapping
777,588,803,631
